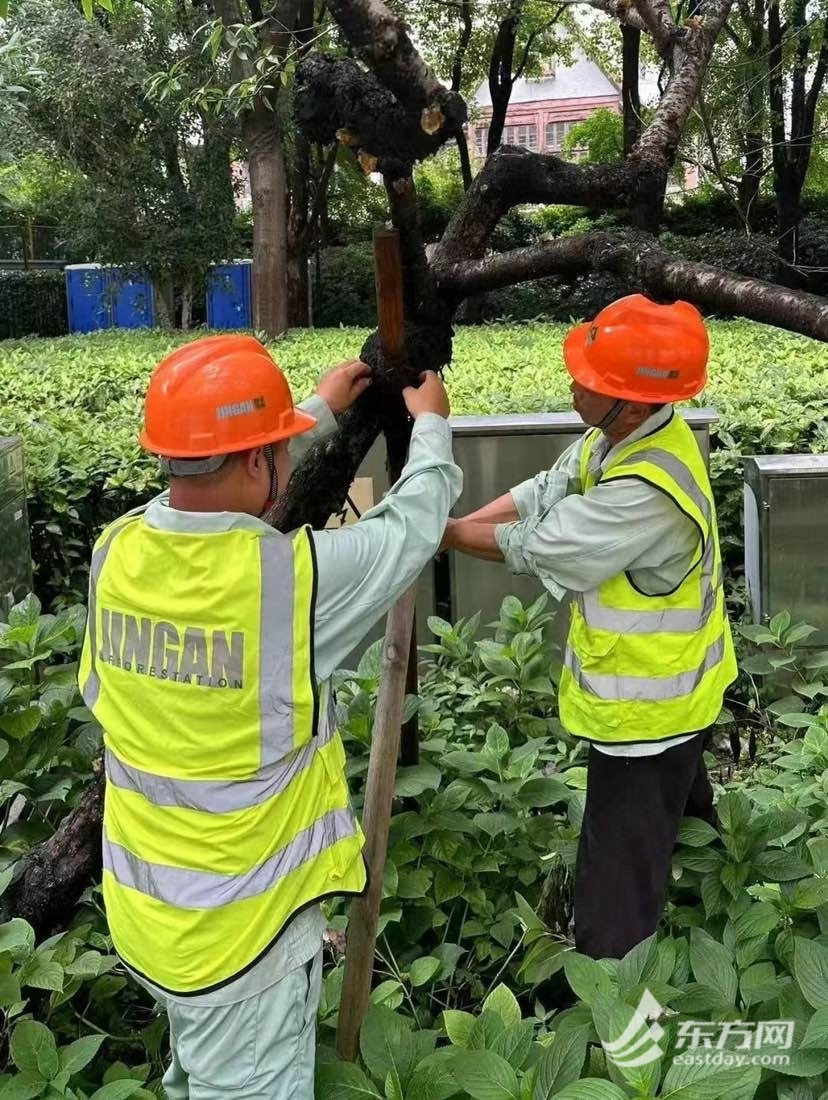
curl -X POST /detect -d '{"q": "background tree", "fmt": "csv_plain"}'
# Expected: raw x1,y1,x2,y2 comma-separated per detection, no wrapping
2,0,241,325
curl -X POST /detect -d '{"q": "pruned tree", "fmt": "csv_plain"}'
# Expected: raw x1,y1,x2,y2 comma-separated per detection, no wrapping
5,0,828,936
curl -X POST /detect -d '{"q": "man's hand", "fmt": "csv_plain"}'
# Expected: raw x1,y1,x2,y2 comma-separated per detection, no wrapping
402,371,450,420
316,360,372,415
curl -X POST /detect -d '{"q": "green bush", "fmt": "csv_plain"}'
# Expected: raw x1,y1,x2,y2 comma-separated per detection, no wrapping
5,586,828,1096
0,323,825,605
0,270,68,341
312,244,376,328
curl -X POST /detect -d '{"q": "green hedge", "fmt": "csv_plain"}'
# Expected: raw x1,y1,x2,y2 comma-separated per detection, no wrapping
0,270,68,340
1,323,826,608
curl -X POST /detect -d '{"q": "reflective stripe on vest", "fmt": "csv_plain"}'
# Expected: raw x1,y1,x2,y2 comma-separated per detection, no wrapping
558,413,737,744
79,515,366,995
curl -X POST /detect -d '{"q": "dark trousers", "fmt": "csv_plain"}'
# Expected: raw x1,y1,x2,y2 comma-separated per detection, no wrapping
574,733,715,960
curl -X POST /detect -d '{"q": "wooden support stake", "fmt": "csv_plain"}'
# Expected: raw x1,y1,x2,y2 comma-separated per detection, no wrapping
336,226,421,1060
336,586,417,1062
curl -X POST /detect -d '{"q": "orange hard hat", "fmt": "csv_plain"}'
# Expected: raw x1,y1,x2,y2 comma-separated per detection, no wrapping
139,334,316,459
563,294,709,404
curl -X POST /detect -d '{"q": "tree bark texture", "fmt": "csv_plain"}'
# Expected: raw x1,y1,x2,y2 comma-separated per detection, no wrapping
622,25,643,156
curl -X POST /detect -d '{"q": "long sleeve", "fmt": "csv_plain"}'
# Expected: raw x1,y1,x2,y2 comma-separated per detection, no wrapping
288,395,338,464
311,414,462,679
508,438,584,520
495,477,701,597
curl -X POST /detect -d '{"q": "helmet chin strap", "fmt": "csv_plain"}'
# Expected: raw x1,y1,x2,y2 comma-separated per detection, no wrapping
596,399,626,433
258,444,278,518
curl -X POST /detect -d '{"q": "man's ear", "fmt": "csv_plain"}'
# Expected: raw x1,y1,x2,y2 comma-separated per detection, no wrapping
244,448,263,479
624,402,653,429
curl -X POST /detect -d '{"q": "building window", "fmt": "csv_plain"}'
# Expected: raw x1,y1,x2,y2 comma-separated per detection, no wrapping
545,119,576,152
474,127,488,156
502,123,537,150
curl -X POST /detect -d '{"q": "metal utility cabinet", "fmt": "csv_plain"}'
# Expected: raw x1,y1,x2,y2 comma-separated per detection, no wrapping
744,455,828,645
0,438,33,617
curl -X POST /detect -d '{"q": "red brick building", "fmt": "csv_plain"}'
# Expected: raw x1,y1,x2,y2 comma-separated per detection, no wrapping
470,53,622,158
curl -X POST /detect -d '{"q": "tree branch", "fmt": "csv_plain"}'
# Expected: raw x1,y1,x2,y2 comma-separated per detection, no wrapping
450,0,473,93
433,231,828,341
634,0,682,56
323,0,466,140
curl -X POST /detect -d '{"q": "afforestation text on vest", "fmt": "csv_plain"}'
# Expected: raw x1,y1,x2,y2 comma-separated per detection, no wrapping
98,609,244,689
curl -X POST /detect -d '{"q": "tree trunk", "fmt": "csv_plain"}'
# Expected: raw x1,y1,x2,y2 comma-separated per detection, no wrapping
738,128,763,224
287,244,310,327
486,6,520,155
775,176,804,287
181,279,193,331
288,133,312,328
622,26,642,156
245,106,289,336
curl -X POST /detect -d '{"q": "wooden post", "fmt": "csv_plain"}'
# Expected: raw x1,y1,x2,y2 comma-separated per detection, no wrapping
374,227,421,767
336,227,420,1060
336,586,418,1061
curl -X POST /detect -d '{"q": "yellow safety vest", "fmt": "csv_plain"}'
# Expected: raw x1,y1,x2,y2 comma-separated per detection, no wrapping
558,412,737,744
79,512,366,995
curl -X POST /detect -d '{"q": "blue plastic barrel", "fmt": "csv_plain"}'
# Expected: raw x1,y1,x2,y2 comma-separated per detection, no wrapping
206,260,253,329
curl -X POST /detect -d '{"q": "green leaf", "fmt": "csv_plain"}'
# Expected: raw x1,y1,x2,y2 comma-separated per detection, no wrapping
406,1051,458,1100
443,1010,476,1048
717,792,751,836
409,957,441,988
732,902,780,941
0,920,35,961
753,850,812,882
58,1034,106,1075
360,1007,416,1089
791,878,828,910
689,928,737,1007
661,1059,760,1100
794,938,828,1009
19,956,64,992
90,1082,148,1100
486,724,510,759
452,1050,520,1100
10,1021,57,1077
515,778,570,809
482,985,521,1030
553,1083,628,1100
0,1076,48,1099
533,1025,590,1099
616,934,658,989
563,953,614,1005
8,595,41,628
0,708,41,740
678,818,720,847
801,1007,828,1049
393,764,441,799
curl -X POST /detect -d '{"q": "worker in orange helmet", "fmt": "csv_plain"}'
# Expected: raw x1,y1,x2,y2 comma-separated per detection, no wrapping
443,295,736,959
79,334,461,1098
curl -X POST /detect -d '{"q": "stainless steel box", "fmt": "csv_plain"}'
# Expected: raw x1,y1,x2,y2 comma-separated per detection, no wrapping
744,455,828,643
349,409,717,658
0,438,33,617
